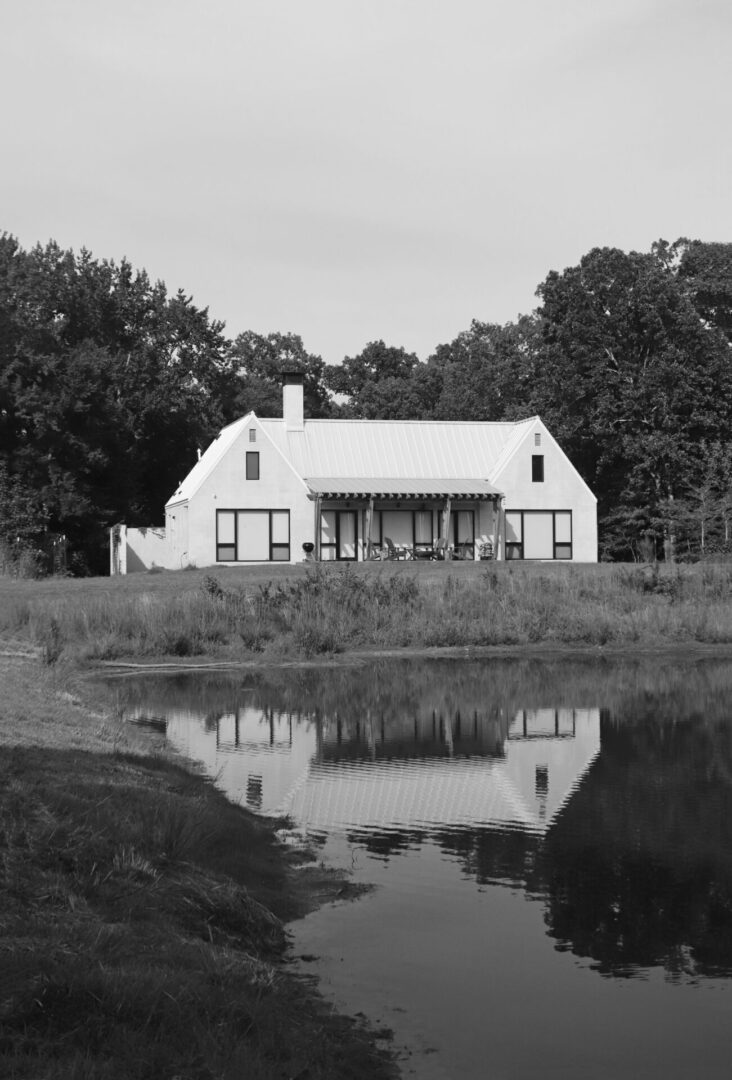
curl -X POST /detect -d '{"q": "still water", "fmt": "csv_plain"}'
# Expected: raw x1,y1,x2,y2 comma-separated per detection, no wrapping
107,658,732,1079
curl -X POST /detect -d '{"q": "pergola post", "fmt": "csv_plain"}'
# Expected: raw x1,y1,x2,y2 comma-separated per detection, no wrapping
314,496,322,561
365,495,374,560
442,496,452,556
494,495,503,560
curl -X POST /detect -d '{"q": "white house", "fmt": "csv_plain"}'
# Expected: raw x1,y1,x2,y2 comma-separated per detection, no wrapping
110,374,597,572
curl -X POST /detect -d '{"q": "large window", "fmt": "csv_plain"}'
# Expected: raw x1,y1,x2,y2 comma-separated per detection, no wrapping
364,507,475,558
452,510,475,557
505,510,572,560
216,510,290,562
320,510,357,561
531,455,544,482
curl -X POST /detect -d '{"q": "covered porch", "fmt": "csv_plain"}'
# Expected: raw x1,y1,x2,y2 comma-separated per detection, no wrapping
305,478,504,562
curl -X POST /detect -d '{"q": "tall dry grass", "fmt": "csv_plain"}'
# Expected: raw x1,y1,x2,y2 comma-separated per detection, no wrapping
3,561,732,663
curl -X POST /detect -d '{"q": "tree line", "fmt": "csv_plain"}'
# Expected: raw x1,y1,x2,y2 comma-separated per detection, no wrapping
1,232,731,572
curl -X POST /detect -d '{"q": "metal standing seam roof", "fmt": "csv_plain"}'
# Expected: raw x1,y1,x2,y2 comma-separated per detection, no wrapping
167,414,539,506
260,417,535,480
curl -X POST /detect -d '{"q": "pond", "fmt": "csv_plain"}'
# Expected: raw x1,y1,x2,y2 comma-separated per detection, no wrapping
105,657,732,1079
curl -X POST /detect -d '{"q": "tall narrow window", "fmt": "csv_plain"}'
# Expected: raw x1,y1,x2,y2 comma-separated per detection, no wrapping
505,511,523,560
246,451,259,480
532,455,544,482
248,428,257,443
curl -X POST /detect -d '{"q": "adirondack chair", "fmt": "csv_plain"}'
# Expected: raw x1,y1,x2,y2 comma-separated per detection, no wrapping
383,536,412,560
382,536,400,560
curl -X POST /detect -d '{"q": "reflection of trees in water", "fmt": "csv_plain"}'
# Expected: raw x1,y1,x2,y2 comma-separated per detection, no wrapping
436,823,544,891
430,666,732,980
540,710,732,979
346,827,424,859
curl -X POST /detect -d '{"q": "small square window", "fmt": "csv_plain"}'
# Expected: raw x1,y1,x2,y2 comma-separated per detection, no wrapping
246,451,259,480
249,429,256,443
532,455,544,483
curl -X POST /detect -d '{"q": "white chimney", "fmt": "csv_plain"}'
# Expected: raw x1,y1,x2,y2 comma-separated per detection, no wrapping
283,372,304,431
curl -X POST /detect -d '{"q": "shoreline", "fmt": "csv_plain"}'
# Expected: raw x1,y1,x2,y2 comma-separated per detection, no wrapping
0,653,399,1080
89,637,732,675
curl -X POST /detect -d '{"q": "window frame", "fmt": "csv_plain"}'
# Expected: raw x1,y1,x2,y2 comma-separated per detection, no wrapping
216,509,290,562
531,455,544,483
245,451,260,480
503,510,572,561
320,509,359,561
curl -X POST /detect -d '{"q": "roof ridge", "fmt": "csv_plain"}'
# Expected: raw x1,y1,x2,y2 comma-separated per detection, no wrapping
258,416,536,426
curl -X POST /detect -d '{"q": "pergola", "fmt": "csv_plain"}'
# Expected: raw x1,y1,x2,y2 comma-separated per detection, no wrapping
305,477,504,560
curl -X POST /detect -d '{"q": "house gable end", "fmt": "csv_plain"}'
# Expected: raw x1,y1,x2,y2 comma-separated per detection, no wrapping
492,418,596,503
165,412,256,509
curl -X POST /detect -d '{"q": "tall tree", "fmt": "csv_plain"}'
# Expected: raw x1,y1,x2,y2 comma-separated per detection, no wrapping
527,246,732,557
323,340,420,417
657,238,732,342
0,235,229,571
226,331,332,421
427,318,538,421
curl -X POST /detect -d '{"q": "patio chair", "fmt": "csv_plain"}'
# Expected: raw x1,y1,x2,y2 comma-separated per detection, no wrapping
383,537,412,560
382,536,399,560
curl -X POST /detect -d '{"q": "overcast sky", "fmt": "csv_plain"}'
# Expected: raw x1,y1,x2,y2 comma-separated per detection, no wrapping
2,0,730,364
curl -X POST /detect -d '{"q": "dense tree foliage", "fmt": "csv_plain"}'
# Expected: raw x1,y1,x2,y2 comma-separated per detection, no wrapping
226,331,331,422
2,231,731,571
0,235,230,572
527,246,732,557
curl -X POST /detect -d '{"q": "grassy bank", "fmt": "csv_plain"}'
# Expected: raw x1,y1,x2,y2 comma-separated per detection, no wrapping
3,560,732,664
0,657,397,1080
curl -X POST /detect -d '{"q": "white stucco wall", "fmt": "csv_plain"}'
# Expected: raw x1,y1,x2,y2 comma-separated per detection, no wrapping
494,419,597,562
164,500,190,569
183,419,315,567
110,525,169,573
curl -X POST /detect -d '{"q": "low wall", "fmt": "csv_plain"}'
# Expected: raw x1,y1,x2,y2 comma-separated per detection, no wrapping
110,525,169,574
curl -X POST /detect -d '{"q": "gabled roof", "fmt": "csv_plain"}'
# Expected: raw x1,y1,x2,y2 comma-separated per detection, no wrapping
260,417,532,480
167,414,541,506
167,413,256,506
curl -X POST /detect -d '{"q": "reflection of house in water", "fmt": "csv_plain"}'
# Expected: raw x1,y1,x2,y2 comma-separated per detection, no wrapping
130,697,600,835
282,708,601,836
319,706,506,760
131,704,318,814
